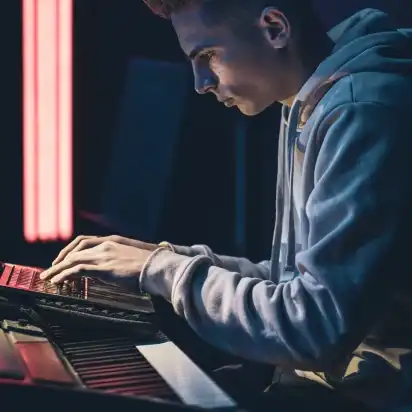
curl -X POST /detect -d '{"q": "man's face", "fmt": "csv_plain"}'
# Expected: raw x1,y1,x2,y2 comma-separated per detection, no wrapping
171,4,293,115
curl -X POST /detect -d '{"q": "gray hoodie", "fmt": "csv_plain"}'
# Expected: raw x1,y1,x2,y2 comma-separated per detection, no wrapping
140,9,412,410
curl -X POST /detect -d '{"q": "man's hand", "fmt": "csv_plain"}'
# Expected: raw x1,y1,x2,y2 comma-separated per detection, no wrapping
40,235,155,291
51,235,157,266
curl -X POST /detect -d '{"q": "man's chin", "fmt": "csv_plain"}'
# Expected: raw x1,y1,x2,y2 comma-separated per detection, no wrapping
237,102,266,116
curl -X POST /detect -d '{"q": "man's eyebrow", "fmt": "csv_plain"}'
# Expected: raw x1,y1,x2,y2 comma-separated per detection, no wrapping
188,46,205,60
187,44,216,60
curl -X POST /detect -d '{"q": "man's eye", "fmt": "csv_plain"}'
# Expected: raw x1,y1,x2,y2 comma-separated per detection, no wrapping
201,51,215,61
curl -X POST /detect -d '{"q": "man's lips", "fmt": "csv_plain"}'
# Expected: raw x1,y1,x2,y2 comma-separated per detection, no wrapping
220,98,235,107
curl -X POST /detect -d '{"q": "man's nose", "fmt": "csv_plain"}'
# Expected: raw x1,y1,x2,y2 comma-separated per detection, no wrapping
194,70,218,95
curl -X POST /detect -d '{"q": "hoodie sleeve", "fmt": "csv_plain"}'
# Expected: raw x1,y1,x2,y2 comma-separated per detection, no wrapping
140,102,412,370
169,243,270,280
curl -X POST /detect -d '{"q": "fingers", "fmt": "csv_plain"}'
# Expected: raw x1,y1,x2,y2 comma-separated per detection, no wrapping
55,237,110,266
52,235,98,266
43,264,99,284
42,250,96,282
52,235,141,266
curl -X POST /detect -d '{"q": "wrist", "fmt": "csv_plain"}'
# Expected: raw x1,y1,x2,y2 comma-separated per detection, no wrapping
139,247,173,295
158,241,175,252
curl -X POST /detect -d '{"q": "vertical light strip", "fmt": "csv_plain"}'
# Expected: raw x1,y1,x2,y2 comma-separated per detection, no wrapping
22,0,37,243
37,0,58,240
57,0,73,240
22,0,73,242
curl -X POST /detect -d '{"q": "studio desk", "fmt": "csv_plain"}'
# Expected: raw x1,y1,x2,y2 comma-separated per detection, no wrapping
0,262,247,412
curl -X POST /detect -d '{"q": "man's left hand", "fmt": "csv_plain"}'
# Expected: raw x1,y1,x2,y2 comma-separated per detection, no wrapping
40,240,153,292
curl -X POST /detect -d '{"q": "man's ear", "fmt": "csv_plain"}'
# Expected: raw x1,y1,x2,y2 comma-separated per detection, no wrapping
258,7,291,49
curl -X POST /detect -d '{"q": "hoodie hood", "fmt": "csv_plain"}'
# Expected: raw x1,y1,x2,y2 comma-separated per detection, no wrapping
296,8,412,124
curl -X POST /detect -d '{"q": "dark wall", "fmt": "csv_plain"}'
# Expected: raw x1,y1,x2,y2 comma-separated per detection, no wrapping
1,1,24,262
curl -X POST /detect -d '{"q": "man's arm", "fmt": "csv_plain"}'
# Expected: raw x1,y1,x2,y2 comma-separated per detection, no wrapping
140,102,412,371
167,243,271,280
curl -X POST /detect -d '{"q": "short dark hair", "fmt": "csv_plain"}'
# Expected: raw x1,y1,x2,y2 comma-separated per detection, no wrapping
142,0,194,19
142,0,312,24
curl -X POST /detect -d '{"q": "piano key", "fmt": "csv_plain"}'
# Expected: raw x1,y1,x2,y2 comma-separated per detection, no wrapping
138,340,237,409
15,341,76,385
0,264,13,286
50,328,177,399
0,328,25,380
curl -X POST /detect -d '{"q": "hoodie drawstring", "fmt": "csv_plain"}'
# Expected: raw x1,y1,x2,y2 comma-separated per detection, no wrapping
284,100,302,279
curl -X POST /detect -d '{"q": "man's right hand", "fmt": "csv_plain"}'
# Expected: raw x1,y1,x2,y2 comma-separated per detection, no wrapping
51,235,158,266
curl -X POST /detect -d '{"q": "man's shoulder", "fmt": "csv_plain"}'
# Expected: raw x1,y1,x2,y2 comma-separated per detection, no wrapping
303,71,412,129
319,71,412,111
349,71,412,110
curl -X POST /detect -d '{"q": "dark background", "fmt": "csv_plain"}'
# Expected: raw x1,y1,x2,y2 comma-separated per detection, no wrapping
1,0,411,268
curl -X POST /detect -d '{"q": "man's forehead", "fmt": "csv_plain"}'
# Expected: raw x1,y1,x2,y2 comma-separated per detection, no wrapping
172,9,225,56
172,6,209,39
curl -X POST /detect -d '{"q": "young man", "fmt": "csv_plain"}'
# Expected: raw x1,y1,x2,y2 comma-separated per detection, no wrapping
41,2,412,411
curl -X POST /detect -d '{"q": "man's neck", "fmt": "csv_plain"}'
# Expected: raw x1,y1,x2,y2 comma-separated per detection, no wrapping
281,34,334,107
281,95,296,107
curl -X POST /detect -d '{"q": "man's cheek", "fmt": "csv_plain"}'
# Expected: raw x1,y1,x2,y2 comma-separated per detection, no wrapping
210,60,233,84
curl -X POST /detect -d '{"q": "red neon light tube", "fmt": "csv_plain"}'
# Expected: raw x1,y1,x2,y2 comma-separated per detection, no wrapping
22,0,73,242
